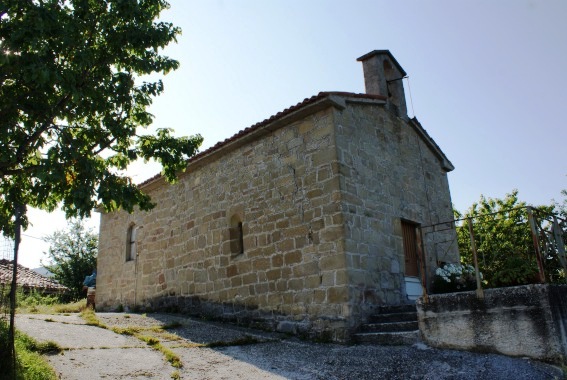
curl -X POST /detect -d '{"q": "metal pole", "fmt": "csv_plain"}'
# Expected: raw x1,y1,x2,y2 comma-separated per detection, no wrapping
527,207,546,283
467,218,484,300
552,216,567,271
417,226,428,303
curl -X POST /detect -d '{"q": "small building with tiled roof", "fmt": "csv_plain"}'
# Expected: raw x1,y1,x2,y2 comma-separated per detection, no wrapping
96,50,459,341
0,259,68,294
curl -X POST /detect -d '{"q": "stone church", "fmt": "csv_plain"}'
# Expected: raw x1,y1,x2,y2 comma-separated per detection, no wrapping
96,50,458,341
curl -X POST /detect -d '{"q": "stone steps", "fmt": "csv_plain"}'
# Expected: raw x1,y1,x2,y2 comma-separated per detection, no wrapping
354,330,421,345
353,304,420,345
358,320,418,333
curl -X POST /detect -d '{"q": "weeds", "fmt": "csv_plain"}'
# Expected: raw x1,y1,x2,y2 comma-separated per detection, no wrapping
111,326,141,335
133,333,182,367
80,309,184,369
137,334,160,346
53,300,86,313
171,370,181,379
79,307,106,328
0,319,59,379
161,345,183,368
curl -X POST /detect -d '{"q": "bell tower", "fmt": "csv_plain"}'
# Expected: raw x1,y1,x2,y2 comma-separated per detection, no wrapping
357,50,408,117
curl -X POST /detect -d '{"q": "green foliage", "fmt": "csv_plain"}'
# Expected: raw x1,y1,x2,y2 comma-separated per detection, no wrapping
1,285,63,315
456,190,565,288
18,289,60,308
43,219,97,300
0,0,203,237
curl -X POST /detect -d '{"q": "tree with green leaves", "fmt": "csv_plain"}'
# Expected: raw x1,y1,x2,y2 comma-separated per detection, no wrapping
44,220,98,301
0,0,202,374
455,190,565,288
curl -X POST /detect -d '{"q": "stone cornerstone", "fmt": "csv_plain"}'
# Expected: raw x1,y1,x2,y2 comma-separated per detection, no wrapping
96,50,458,341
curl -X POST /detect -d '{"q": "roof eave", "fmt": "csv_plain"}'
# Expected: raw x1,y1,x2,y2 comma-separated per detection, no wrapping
409,117,455,172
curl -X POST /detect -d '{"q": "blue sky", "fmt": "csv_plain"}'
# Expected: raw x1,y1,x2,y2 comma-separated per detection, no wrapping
16,0,567,268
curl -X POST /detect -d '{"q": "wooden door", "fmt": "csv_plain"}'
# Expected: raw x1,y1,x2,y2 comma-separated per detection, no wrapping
402,221,419,277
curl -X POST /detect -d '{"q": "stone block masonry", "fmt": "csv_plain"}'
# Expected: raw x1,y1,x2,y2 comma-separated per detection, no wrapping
417,284,567,363
96,50,458,341
97,106,355,340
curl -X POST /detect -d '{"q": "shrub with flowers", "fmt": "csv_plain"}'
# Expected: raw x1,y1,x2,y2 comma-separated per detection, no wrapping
432,263,480,294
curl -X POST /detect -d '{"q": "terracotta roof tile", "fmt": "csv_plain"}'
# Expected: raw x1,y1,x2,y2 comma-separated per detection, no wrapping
0,259,68,293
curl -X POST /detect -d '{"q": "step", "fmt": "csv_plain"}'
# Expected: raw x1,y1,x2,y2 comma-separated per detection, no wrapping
368,311,418,324
376,304,417,314
359,320,418,333
354,330,420,346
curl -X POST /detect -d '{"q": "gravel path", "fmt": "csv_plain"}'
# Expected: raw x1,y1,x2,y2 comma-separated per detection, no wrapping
15,313,563,380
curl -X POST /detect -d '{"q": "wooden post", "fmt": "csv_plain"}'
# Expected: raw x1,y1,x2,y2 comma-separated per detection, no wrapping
467,218,484,300
417,226,428,303
527,207,546,283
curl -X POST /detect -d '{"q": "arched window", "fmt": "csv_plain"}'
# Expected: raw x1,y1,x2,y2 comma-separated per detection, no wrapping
229,215,244,256
126,224,137,261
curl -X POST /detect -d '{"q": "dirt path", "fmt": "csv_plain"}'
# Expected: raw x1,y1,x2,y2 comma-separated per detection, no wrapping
16,313,563,380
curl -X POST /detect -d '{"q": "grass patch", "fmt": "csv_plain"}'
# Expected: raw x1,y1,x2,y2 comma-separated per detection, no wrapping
158,331,182,342
161,345,182,368
109,323,184,368
137,334,160,346
76,309,185,369
171,341,205,348
171,370,181,379
16,299,86,315
135,334,182,367
111,326,142,336
53,300,86,314
0,319,59,380
79,307,107,328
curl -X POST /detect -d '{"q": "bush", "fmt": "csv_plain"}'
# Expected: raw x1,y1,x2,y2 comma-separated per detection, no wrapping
432,263,478,294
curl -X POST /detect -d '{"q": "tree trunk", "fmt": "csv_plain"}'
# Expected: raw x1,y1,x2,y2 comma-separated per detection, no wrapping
8,203,25,378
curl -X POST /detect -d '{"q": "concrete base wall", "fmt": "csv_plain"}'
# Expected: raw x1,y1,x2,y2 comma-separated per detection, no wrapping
417,284,567,363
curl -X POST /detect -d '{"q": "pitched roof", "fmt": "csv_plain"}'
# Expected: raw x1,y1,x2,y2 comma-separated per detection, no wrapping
356,50,407,76
138,91,389,188
0,260,68,293
137,90,453,189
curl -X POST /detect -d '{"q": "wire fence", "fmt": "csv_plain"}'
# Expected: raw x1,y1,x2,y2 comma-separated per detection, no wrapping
0,238,14,261
420,206,567,298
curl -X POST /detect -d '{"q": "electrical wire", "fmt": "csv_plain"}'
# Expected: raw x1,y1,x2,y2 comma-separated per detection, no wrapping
405,77,416,118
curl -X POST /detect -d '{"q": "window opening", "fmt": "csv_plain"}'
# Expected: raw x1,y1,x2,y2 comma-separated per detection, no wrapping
229,215,244,256
126,224,137,261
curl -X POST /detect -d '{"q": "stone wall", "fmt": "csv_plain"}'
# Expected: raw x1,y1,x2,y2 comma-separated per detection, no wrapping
97,106,352,340
333,102,458,326
97,93,457,340
417,284,567,363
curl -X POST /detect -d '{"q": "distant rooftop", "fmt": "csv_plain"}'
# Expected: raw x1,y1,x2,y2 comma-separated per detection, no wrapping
0,259,68,294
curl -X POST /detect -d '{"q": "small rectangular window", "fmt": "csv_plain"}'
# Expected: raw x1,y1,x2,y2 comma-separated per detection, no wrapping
229,222,244,256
